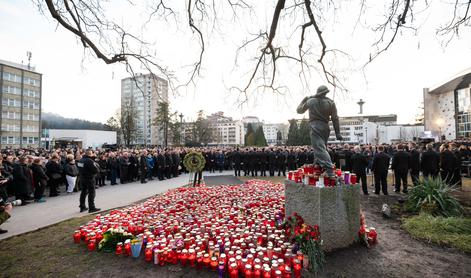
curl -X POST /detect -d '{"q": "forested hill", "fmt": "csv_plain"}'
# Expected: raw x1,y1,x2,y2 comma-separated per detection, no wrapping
42,112,111,131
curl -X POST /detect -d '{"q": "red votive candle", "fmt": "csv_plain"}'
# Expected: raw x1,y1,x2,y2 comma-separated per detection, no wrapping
244,264,253,278
229,263,239,278
73,230,81,244
115,242,123,255
87,239,96,251
210,257,219,271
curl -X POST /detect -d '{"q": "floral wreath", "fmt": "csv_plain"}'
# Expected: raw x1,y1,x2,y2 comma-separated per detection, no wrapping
183,151,206,172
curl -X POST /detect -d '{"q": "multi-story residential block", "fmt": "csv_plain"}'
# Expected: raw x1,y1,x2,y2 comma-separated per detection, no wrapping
207,112,244,146
121,73,168,146
0,59,42,148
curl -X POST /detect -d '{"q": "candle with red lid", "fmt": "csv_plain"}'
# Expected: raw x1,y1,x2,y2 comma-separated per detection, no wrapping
73,230,81,244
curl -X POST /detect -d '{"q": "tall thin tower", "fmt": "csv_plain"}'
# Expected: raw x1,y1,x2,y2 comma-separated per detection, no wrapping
357,99,365,114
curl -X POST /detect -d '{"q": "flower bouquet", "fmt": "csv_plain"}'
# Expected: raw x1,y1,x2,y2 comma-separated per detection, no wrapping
283,213,325,273
98,228,135,253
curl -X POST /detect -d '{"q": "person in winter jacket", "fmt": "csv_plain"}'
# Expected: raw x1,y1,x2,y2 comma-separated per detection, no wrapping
30,157,48,202
64,154,79,193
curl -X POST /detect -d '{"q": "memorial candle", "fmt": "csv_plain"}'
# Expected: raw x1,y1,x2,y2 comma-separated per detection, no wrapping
244,264,253,278
115,242,123,255
145,246,153,262
293,259,302,278
229,263,238,278
87,239,96,252
73,230,81,244
210,257,219,271
203,254,211,268
262,266,272,278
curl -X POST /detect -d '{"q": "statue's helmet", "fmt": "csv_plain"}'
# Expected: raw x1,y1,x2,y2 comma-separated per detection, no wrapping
315,85,330,96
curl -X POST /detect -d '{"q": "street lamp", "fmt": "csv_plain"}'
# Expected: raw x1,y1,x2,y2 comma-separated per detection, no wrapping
435,118,444,141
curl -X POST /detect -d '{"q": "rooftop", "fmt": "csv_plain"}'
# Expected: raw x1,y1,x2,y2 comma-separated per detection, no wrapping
0,59,39,73
428,67,471,94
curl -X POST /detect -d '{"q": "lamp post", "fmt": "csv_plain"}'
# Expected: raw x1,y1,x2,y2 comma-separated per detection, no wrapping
435,118,444,142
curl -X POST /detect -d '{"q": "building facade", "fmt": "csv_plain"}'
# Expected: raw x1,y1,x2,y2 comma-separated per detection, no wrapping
0,59,42,148
121,73,168,146
207,112,244,146
42,129,117,149
326,114,397,144
263,123,288,145
424,68,471,140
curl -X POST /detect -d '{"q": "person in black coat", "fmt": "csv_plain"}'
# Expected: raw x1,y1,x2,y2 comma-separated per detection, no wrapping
129,153,138,181
351,146,369,195
77,150,100,213
298,149,307,167
391,144,411,193
31,157,48,202
107,152,119,185
13,156,33,203
172,151,181,178
440,143,455,184
46,154,63,197
421,143,439,178
371,145,390,195
232,148,242,177
119,152,130,184
287,150,297,171
249,148,259,177
139,150,148,184
259,149,268,177
276,149,287,176
268,149,277,177
164,151,173,179
156,151,166,181
408,143,421,186
340,144,353,171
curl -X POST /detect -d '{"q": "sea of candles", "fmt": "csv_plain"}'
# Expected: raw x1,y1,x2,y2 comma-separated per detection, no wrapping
73,180,312,277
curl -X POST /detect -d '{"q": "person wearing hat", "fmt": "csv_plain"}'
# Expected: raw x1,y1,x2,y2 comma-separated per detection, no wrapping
296,85,343,176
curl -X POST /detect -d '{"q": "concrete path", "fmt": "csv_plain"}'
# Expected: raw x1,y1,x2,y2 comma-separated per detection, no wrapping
0,171,234,240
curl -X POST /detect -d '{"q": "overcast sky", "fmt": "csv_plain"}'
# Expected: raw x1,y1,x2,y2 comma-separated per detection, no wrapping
1,0,470,125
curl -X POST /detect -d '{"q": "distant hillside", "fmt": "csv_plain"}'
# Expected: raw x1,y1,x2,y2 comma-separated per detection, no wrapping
42,112,111,131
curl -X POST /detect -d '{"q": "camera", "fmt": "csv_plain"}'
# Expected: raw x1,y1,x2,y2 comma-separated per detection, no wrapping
0,198,22,207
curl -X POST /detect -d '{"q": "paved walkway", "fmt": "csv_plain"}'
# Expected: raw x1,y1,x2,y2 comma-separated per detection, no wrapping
0,171,233,240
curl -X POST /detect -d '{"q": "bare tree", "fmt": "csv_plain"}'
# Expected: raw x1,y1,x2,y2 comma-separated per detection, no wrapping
35,0,471,96
121,98,137,146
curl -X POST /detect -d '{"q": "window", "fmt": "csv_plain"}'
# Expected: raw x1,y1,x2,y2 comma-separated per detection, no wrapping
24,125,38,132
3,72,22,83
2,85,21,95
24,88,40,98
2,98,20,107
2,111,20,120
2,136,20,144
1,124,20,132
23,77,40,87
22,100,40,110
22,137,38,145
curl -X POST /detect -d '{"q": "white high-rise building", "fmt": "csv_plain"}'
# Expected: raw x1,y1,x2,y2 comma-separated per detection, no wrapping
121,73,168,146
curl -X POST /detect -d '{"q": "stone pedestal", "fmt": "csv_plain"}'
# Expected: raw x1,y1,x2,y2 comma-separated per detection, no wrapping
285,180,360,252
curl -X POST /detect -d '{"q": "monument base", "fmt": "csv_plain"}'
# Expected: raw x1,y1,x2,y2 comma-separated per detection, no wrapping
285,180,360,252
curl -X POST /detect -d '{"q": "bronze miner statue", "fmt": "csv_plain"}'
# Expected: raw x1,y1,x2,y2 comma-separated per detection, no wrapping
297,85,343,176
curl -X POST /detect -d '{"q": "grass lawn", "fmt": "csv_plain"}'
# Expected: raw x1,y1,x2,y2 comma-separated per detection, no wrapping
402,213,471,253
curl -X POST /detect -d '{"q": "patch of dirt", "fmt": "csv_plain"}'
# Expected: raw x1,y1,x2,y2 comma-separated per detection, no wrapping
317,191,471,278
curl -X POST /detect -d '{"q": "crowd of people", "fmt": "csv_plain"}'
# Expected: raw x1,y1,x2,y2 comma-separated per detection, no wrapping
0,141,469,234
